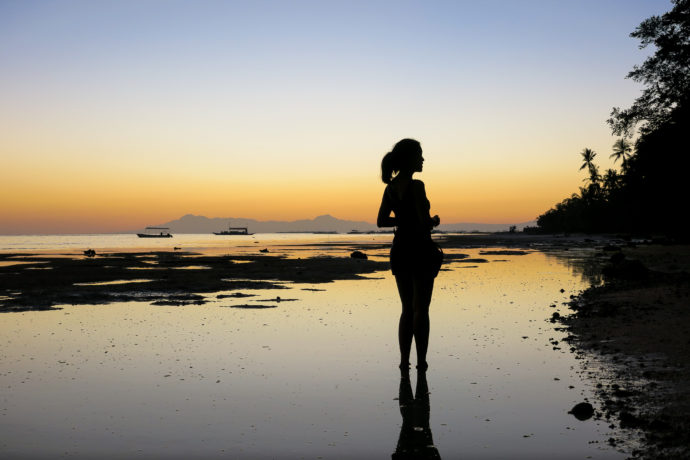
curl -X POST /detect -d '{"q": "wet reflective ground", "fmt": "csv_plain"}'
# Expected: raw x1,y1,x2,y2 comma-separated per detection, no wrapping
0,247,627,459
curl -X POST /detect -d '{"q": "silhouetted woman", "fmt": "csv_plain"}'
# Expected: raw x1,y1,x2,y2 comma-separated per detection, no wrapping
377,139,441,371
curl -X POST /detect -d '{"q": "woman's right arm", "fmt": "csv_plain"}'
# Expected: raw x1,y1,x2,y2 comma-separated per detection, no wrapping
377,189,397,227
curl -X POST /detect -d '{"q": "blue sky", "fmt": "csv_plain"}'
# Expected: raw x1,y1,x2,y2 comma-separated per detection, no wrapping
0,0,673,232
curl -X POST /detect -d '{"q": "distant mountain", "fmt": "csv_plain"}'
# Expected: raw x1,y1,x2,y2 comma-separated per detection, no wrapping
144,214,535,234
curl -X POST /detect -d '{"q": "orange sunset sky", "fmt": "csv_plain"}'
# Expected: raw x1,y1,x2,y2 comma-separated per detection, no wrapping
0,1,670,234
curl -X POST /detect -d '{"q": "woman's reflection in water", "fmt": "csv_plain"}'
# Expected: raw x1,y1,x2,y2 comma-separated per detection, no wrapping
393,369,442,460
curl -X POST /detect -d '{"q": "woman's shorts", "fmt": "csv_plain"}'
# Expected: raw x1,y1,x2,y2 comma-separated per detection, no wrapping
390,238,443,278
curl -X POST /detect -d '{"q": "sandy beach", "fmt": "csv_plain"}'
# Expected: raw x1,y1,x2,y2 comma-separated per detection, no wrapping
556,244,690,459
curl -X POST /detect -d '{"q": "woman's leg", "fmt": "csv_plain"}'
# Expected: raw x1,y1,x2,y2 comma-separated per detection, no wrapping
412,276,435,370
395,273,414,368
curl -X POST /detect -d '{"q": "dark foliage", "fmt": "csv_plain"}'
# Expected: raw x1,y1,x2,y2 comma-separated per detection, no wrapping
608,0,690,137
537,1,689,237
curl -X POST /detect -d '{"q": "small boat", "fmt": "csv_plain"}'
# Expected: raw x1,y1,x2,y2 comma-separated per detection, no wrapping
213,226,252,235
137,227,173,238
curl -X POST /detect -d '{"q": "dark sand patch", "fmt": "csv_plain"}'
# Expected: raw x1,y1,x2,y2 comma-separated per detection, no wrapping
442,253,470,261
151,294,207,306
227,304,277,309
251,297,297,303
217,293,257,299
479,250,529,255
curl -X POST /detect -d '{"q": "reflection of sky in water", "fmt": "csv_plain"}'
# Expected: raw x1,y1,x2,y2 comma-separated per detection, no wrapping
73,279,155,286
0,261,49,268
0,250,626,458
0,233,396,255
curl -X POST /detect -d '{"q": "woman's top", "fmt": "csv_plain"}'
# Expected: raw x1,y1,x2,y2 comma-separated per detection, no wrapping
386,179,433,244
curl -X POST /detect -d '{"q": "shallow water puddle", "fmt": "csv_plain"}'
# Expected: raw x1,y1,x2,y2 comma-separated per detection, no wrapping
171,265,212,270
0,249,627,459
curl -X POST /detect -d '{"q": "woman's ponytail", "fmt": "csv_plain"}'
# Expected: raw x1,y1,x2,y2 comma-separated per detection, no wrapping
380,138,421,184
381,151,395,184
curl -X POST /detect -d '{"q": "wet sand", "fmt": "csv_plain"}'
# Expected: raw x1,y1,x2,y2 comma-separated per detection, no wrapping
0,251,388,312
0,233,618,313
557,244,690,458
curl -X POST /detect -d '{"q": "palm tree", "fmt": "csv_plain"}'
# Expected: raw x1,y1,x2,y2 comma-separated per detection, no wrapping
610,139,632,168
589,163,601,184
579,148,597,171
579,148,600,185
603,168,620,195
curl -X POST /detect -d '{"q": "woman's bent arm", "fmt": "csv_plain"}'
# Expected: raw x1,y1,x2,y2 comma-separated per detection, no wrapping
377,190,397,227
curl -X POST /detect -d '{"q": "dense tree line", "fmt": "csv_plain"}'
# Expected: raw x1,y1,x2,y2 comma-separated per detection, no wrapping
537,0,689,237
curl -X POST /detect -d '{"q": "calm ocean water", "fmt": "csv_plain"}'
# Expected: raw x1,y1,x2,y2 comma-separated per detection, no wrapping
0,233,393,254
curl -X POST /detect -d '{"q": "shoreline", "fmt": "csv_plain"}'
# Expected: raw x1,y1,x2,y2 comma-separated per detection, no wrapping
556,244,690,458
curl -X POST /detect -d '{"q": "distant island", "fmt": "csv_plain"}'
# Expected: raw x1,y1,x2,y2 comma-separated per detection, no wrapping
141,214,535,234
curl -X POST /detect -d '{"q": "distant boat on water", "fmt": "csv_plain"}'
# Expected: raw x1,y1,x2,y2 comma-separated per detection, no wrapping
137,227,173,238
213,226,252,235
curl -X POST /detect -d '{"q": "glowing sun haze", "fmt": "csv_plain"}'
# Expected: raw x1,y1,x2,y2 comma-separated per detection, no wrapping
0,0,671,233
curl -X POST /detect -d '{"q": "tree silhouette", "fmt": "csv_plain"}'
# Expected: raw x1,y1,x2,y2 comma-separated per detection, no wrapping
579,148,597,172
579,148,601,186
603,169,621,194
610,138,632,170
537,1,689,237
608,0,690,136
